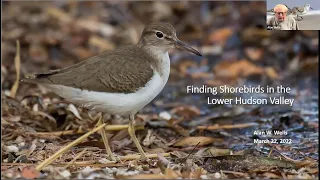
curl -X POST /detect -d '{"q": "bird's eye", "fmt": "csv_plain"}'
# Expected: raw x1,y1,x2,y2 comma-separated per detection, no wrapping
156,31,164,39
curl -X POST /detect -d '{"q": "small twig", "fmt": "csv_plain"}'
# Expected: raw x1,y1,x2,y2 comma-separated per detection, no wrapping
221,170,248,176
183,142,201,163
4,153,171,168
36,123,106,171
197,123,258,130
63,148,87,169
208,149,215,157
119,153,171,161
10,40,21,98
29,125,144,137
3,162,127,167
268,148,273,157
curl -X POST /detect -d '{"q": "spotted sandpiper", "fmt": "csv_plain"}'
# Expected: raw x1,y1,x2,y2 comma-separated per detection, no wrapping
291,4,313,20
21,22,202,160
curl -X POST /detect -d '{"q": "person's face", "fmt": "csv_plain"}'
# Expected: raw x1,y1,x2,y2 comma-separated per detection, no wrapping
275,8,287,22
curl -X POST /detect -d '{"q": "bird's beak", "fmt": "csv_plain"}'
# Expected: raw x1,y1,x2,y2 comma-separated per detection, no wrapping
310,7,313,10
175,39,202,56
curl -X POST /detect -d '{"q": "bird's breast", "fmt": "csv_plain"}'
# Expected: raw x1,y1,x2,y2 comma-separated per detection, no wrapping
158,52,171,84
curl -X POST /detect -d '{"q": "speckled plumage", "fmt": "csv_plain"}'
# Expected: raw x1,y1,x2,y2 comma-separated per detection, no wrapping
24,45,159,93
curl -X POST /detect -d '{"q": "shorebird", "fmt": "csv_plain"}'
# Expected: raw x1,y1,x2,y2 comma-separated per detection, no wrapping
291,4,313,20
21,22,202,161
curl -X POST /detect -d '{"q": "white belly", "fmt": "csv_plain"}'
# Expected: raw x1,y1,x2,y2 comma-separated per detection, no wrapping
45,52,170,116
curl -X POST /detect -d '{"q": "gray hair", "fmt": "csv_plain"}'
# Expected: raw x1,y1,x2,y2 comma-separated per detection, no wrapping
274,4,288,12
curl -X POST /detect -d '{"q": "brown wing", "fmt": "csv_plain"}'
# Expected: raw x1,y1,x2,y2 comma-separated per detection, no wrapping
22,45,155,93
292,7,304,13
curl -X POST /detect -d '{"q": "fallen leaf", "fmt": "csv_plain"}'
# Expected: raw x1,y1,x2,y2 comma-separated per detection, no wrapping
206,148,231,156
241,28,271,44
190,167,207,179
47,8,73,23
295,159,318,168
262,172,282,178
300,58,319,73
205,79,232,87
164,168,181,179
69,47,93,59
58,169,71,178
197,123,258,130
181,167,192,179
220,170,248,177
264,67,279,79
245,47,263,61
122,174,165,179
305,168,318,174
170,151,188,158
21,166,40,179
200,45,222,55
67,104,83,120
297,172,313,179
76,18,115,36
213,60,264,79
29,43,48,64
4,145,19,153
209,28,233,45
178,60,197,77
157,153,170,167
89,35,115,52
170,106,201,119
142,129,155,146
174,136,220,147
190,72,213,79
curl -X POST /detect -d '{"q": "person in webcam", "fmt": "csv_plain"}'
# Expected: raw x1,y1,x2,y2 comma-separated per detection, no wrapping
267,4,299,30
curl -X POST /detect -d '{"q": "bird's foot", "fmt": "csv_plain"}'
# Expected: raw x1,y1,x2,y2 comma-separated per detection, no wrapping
111,156,121,163
128,115,150,162
100,155,119,163
108,154,118,162
297,16,303,20
97,114,118,163
137,153,150,163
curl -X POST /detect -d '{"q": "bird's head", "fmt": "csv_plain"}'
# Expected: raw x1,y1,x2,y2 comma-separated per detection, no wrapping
139,22,202,56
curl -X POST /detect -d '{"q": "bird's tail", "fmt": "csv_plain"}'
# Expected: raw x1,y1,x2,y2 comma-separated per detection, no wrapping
20,74,40,84
20,70,59,84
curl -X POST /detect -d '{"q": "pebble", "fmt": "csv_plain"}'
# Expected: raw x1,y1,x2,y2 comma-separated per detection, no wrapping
159,111,171,120
4,145,19,153
214,172,221,179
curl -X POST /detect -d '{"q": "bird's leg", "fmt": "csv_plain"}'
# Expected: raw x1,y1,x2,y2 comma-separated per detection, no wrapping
128,114,147,160
98,113,116,161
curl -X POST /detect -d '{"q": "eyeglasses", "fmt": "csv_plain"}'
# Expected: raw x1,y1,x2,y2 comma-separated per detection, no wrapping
275,12,287,15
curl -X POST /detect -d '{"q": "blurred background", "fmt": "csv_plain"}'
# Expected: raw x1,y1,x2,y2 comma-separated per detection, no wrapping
2,1,266,78
2,1,319,179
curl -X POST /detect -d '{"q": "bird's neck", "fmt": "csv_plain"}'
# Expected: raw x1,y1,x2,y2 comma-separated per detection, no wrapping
138,38,169,56
144,46,168,57
139,45,170,78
